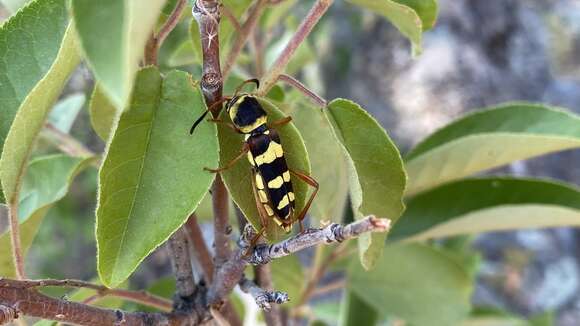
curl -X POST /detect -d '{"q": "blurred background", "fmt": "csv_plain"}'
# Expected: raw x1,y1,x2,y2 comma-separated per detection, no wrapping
1,0,580,324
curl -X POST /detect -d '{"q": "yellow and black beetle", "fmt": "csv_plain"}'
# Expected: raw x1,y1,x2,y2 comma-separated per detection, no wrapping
190,79,318,235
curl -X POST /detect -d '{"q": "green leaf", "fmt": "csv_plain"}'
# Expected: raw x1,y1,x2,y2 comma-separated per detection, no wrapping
219,98,311,241
348,243,473,326
0,0,71,203
393,0,438,30
0,24,80,205
347,0,425,55
0,155,95,277
338,290,379,326
89,84,119,141
48,94,86,133
286,100,348,222
71,0,167,108
391,178,580,242
325,99,406,269
270,255,304,307
405,103,580,196
97,67,218,287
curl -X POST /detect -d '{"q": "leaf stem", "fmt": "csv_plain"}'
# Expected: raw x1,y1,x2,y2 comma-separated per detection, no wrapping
278,74,327,107
185,213,215,282
167,227,196,299
4,278,173,311
8,202,25,280
145,0,187,65
222,0,269,80
258,0,334,94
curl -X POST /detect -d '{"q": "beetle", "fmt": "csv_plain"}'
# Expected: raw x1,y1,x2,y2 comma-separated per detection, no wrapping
190,79,318,237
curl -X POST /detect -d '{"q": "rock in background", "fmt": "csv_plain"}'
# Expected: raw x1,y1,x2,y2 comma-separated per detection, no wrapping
321,0,580,324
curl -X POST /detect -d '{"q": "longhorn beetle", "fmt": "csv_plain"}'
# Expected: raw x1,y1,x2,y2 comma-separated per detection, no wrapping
190,79,319,238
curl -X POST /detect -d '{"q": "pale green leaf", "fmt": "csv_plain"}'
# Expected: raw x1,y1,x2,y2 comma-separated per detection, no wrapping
285,99,348,222
348,243,473,326
219,98,311,241
89,84,119,141
393,0,438,30
0,154,95,277
71,0,167,108
405,103,580,196
0,0,71,203
0,24,80,205
325,99,406,269
338,290,379,326
48,94,86,133
391,178,580,242
97,67,218,287
348,0,424,55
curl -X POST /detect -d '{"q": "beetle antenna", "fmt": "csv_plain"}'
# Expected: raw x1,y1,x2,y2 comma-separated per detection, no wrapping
189,97,232,134
190,109,209,134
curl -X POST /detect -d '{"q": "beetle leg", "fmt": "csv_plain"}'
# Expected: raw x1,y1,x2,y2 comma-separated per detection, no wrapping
289,169,319,228
204,143,250,173
207,118,242,133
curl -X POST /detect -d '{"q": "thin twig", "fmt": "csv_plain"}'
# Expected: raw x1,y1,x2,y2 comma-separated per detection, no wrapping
277,74,327,107
4,279,173,312
239,276,289,312
158,0,187,47
209,216,390,304
310,279,346,299
185,214,215,282
42,124,98,164
167,227,196,299
258,0,334,94
222,0,269,80
8,202,25,279
210,307,231,326
0,278,202,325
220,4,241,31
145,0,187,65
297,242,348,306
193,3,243,326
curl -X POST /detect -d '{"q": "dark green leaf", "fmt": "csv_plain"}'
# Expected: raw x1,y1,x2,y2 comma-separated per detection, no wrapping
348,243,473,326
325,99,406,269
97,67,218,287
406,103,580,195
391,178,580,242
219,98,311,241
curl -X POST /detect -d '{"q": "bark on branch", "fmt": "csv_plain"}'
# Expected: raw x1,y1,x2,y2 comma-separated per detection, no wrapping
0,279,204,326
209,216,390,303
239,276,289,311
